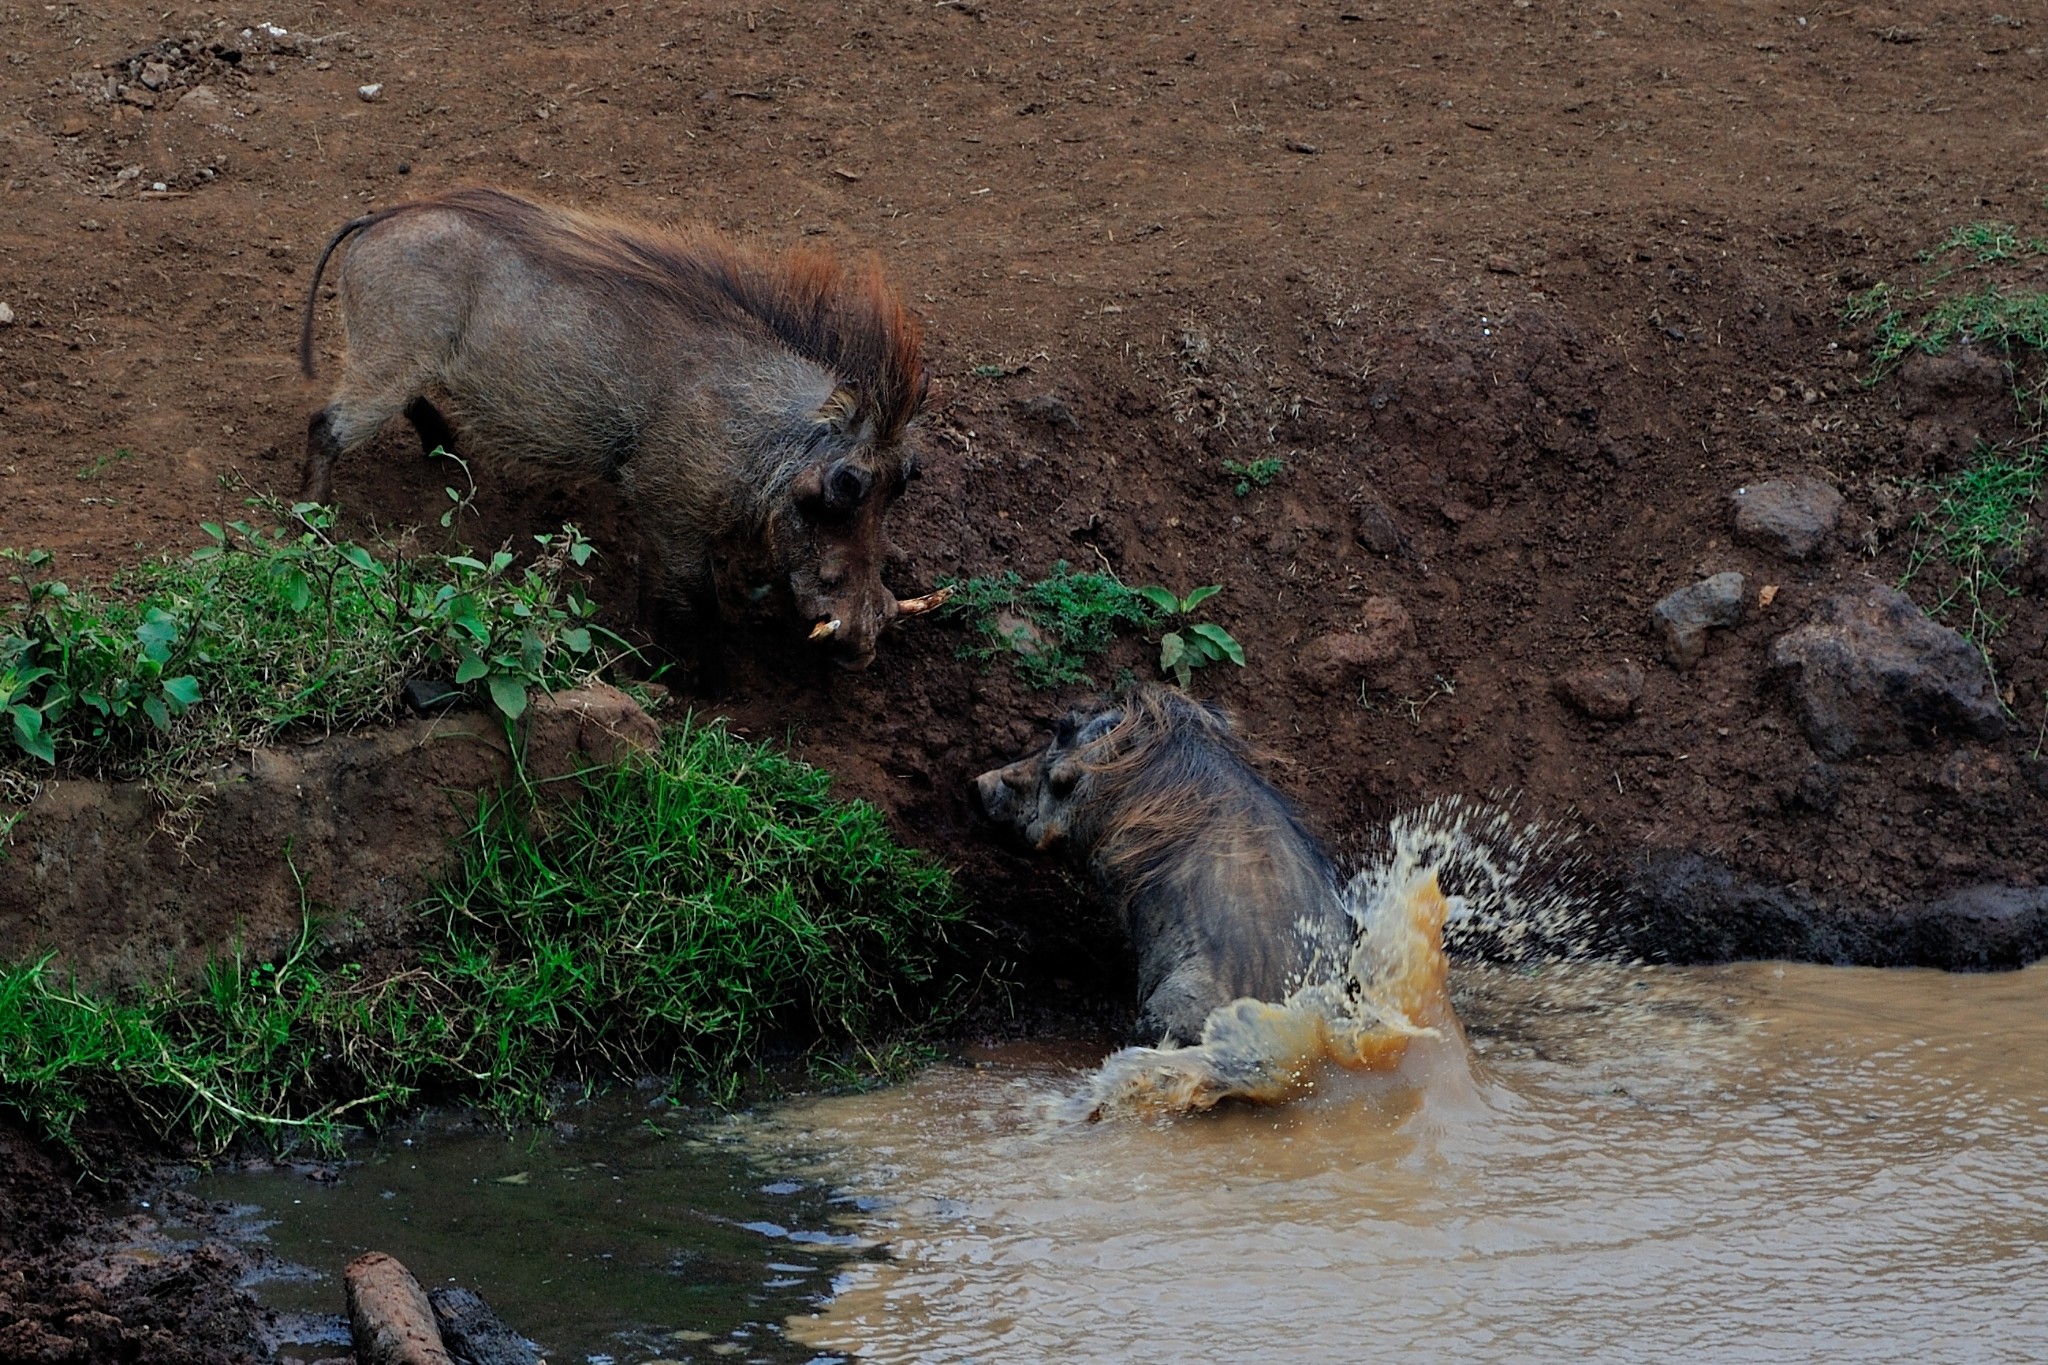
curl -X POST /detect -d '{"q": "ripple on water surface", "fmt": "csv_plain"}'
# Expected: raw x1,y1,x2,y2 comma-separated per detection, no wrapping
182,1096,874,1365
741,960,2048,1365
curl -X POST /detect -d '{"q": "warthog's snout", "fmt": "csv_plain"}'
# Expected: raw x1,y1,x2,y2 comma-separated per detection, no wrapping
972,767,1014,823
809,584,953,667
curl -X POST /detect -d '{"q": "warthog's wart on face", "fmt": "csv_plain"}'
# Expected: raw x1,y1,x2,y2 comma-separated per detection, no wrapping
974,685,1353,1046
297,187,936,668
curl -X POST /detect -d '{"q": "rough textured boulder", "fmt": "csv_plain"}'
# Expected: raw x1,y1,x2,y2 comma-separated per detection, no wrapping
1610,849,2048,970
0,685,661,986
1651,571,1746,670
428,1286,542,1365
1553,659,1645,720
1351,493,1405,555
1728,476,1844,560
1767,585,2005,760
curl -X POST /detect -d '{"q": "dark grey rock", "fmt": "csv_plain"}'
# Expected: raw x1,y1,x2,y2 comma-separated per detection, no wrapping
1553,659,1644,721
1016,393,1080,431
400,677,464,716
1607,849,2048,970
429,1286,541,1365
1767,584,2005,760
1651,571,1745,670
1729,476,1844,560
1352,494,1404,556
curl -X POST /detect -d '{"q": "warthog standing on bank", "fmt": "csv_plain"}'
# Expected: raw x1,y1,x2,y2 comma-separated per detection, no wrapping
973,685,1352,1045
298,186,941,668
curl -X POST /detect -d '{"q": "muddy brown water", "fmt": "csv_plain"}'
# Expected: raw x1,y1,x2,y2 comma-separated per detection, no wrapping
189,960,2048,1365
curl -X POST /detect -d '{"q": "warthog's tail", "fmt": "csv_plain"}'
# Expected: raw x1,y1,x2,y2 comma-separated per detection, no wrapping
298,208,404,378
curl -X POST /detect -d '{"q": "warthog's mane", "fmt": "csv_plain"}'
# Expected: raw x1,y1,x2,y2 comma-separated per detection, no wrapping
1075,685,1319,898
337,187,928,447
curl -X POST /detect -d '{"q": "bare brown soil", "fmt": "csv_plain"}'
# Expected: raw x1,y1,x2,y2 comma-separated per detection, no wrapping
3,3,2047,1359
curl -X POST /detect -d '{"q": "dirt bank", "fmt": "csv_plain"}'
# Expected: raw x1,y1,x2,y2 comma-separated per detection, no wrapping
2,2,2046,1358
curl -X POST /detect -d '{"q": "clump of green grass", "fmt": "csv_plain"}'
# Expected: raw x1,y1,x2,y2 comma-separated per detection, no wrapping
1849,219,2048,663
1,507,624,788
1901,440,2045,646
0,719,968,1160
1222,455,1286,497
1843,219,2048,404
1847,281,2048,379
431,719,965,1100
940,561,1158,689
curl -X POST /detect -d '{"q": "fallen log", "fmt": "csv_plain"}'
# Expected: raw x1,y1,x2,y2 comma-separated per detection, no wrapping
344,1251,453,1365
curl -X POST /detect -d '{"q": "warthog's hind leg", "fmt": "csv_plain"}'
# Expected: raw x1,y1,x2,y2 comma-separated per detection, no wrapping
403,396,457,460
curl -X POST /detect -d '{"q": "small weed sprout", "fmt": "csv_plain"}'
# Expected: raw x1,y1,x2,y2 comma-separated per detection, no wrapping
75,447,134,482
1222,456,1286,497
1135,584,1246,689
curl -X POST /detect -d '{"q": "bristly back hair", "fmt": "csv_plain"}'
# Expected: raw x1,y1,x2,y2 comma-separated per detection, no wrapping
318,187,929,444
1074,685,1285,892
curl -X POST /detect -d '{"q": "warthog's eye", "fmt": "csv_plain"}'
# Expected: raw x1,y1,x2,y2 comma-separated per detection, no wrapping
826,462,873,511
893,455,923,495
796,461,875,524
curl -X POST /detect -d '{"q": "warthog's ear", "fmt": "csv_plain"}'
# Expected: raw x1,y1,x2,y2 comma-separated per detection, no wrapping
814,385,862,432
1046,754,1086,799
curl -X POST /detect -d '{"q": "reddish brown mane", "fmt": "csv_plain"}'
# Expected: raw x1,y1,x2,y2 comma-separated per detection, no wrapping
396,188,927,443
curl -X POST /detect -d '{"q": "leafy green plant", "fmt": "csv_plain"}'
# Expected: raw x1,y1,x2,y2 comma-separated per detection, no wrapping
1,506,626,783
0,720,971,1158
942,565,1250,691
1222,456,1285,497
2,549,205,767
940,562,1156,689
1135,584,1246,688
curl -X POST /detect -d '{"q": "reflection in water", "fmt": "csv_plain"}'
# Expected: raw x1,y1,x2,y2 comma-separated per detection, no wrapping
184,1098,872,1365
753,961,2048,1364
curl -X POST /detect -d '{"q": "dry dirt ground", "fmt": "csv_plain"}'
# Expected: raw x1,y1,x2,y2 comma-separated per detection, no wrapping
3,2,2047,1359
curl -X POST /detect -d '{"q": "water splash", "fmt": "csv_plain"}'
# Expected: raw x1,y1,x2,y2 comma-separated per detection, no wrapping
1083,796,1610,1119
1369,795,1619,964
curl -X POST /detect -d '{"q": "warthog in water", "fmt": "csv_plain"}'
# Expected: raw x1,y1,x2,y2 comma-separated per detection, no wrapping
973,685,1352,1045
298,186,941,667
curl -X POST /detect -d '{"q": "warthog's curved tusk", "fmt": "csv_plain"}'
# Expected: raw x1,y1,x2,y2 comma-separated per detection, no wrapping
894,585,957,618
809,618,843,641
